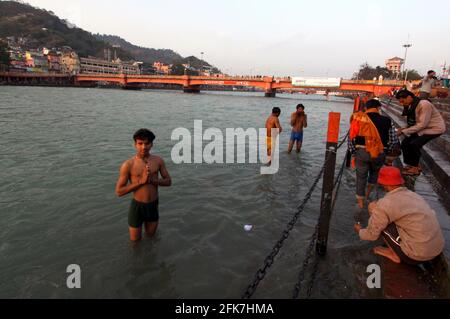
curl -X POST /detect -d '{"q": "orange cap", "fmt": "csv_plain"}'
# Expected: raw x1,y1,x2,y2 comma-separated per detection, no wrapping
378,166,405,186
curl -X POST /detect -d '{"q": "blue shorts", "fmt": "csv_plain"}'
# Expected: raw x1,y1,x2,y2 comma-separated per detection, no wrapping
290,131,304,142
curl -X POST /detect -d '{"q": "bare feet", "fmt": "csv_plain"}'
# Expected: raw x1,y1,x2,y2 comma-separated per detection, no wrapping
373,246,401,264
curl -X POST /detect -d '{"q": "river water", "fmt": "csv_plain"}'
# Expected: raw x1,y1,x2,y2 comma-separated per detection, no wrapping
0,86,448,298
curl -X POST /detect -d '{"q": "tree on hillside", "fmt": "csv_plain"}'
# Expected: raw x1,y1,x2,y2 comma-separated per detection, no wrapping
0,41,10,71
210,67,221,74
170,63,198,76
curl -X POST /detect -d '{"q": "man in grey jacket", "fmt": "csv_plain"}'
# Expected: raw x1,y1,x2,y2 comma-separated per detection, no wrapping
354,166,445,265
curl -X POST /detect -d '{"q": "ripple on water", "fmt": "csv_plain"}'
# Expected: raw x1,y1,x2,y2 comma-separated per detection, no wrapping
5,87,419,298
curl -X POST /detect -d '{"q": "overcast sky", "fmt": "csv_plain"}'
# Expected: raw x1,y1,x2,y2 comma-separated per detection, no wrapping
22,0,450,77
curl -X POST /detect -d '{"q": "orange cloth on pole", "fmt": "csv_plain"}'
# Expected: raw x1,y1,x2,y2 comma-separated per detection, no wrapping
350,110,384,158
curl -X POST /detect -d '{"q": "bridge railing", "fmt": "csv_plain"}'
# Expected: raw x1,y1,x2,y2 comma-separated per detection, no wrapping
341,79,405,86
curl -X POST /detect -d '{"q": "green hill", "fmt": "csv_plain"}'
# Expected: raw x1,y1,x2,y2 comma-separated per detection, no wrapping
0,1,218,71
94,34,183,65
0,1,133,59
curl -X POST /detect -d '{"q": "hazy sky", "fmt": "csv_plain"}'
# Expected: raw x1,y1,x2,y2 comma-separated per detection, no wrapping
23,0,450,77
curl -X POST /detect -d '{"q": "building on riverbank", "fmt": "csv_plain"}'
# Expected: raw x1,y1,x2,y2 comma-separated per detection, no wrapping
386,57,404,75
60,48,80,75
79,57,141,75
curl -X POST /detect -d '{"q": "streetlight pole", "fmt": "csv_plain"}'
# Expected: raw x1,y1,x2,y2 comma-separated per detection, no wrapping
402,36,412,84
200,52,204,74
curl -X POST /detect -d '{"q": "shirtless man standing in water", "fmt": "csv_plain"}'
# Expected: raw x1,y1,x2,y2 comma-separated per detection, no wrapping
115,129,172,242
288,104,308,153
265,107,282,164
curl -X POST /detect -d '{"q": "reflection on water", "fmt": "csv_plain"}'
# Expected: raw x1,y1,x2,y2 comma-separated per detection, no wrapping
0,87,447,298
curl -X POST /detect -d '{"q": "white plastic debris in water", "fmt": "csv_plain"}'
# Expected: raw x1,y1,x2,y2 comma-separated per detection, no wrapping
244,225,253,232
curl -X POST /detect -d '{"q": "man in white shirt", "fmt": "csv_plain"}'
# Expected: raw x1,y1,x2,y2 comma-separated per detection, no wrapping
418,70,439,99
395,90,446,175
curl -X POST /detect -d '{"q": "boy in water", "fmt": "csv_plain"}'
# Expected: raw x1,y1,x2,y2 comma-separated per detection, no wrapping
288,104,307,153
115,129,172,242
265,107,282,164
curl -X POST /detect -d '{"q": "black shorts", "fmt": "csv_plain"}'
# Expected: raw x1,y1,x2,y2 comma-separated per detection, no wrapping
128,199,159,228
382,223,422,266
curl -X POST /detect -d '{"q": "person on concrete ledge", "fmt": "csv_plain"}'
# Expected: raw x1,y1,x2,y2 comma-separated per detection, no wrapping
395,89,446,176
354,166,445,265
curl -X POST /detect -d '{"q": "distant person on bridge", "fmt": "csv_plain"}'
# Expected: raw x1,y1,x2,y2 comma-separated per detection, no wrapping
395,89,446,176
348,99,399,208
115,129,172,242
354,166,445,265
288,104,307,154
266,107,282,164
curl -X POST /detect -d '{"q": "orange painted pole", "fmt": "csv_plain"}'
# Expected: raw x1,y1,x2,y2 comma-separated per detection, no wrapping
317,112,341,256
353,95,361,112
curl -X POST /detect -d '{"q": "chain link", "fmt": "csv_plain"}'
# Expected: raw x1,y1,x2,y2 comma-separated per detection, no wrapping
242,164,325,299
306,254,320,298
242,132,349,299
292,225,319,298
292,136,349,299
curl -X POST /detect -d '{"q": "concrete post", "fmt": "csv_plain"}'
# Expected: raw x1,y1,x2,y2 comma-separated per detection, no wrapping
316,112,341,256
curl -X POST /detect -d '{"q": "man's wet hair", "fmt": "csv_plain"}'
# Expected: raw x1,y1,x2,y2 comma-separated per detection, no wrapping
395,89,415,99
133,129,156,143
365,99,382,109
272,107,281,115
296,104,305,110
427,70,435,75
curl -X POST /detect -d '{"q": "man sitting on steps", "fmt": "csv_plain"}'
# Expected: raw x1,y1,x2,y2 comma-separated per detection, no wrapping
395,89,446,176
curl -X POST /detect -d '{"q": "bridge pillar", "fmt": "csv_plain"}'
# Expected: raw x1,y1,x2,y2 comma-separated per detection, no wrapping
183,85,201,94
122,82,142,90
122,85,142,91
264,89,276,98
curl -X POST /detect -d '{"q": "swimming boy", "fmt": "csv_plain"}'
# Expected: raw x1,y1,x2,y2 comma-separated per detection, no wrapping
115,129,172,242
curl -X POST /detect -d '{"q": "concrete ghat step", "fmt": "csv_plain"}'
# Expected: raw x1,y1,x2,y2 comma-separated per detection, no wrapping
382,254,450,298
379,102,450,299
429,135,450,158
434,99,450,113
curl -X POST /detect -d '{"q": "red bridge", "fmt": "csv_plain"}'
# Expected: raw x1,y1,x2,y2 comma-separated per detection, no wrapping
75,74,404,97
0,72,404,97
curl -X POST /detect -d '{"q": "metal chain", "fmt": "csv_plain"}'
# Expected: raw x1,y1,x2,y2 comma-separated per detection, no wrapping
306,253,320,298
292,144,348,299
242,133,349,299
242,164,325,299
337,131,350,150
332,155,347,210
292,225,319,298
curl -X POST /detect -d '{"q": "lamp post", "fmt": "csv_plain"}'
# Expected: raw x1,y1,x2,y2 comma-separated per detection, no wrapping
200,52,204,74
402,36,412,84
